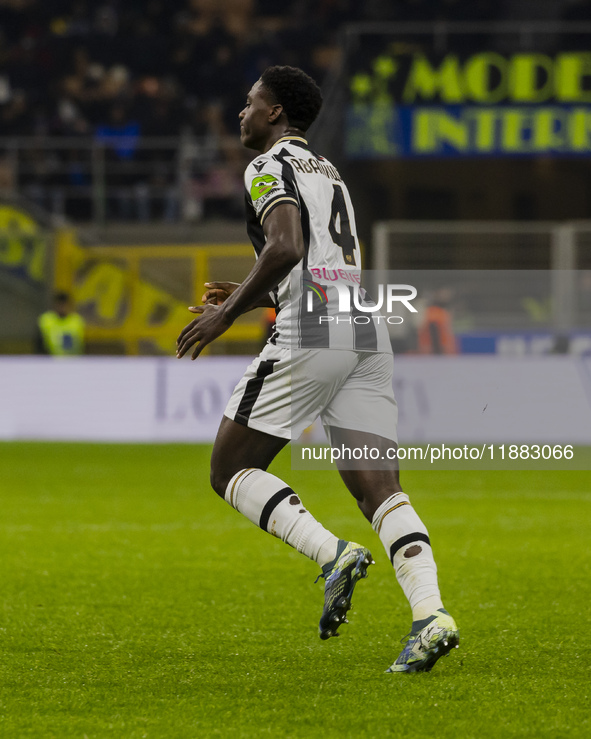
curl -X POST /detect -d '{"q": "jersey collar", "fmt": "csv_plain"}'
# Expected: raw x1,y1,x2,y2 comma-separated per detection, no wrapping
270,135,308,149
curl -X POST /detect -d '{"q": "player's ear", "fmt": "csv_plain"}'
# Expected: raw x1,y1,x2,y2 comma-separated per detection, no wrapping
269,103,283,124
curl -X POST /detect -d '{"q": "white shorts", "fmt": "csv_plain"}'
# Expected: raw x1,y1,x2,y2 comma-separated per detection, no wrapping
224,344,398,442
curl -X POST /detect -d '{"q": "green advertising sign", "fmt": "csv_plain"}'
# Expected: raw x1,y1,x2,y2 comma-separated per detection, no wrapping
347,52,591,157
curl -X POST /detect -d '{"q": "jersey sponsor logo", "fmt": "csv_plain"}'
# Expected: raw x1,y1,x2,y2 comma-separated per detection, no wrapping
250,174,279,201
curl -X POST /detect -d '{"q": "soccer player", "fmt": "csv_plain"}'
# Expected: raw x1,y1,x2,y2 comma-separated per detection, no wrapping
176,66,459,673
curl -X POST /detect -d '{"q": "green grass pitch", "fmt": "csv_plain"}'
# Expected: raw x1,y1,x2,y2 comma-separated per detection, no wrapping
1,442,589,738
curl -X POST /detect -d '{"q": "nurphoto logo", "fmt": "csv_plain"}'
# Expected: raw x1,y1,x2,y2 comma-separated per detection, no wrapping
304,273,418,324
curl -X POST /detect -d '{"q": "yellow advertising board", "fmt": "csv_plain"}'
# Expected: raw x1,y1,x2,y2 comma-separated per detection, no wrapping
54,230,263,355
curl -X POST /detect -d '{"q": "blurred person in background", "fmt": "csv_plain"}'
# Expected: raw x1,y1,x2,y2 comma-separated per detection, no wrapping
35,290,85,356
418,287,458,355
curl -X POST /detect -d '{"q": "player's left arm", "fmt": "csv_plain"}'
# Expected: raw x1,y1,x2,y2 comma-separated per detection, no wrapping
176,203,304,359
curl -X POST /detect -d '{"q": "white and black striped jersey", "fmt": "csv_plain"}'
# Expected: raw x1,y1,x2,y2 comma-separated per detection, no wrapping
244,135,392,354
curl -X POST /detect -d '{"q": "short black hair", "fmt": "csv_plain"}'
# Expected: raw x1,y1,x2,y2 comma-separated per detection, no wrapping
260,66,323,132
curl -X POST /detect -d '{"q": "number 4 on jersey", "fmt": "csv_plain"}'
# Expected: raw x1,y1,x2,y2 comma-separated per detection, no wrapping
328,184,356,266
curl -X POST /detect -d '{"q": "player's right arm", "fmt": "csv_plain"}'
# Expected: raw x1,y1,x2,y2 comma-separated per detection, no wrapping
218,202,303,321
176,203,303,359
201,282,275,309
198,155,298,313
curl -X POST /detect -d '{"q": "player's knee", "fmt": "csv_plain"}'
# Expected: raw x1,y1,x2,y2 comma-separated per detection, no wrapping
209,464,228,498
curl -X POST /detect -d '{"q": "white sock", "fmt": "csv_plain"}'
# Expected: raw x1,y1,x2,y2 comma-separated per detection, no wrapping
371,492,444,621
225,468,339,567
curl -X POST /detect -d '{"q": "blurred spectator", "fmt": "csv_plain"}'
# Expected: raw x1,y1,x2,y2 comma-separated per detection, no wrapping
417,288,458,355
1,0,443,141
0,89,31,135
35,291,85,356
95,102,142,219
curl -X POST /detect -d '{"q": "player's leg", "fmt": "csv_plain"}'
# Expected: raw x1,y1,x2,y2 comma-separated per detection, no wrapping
329,426,443,618
211,414,341,566
330,426,459,671
214,346,374,638
210,416,373,638
322,350,458,670
210,415,288,494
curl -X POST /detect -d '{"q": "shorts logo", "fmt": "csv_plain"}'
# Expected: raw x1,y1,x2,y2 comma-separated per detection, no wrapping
251,174,279,201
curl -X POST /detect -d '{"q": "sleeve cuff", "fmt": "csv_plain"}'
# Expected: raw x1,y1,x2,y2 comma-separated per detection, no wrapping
259,196,299,225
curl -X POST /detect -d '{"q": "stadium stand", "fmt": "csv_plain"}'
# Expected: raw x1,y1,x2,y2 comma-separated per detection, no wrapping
0,0,511,221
